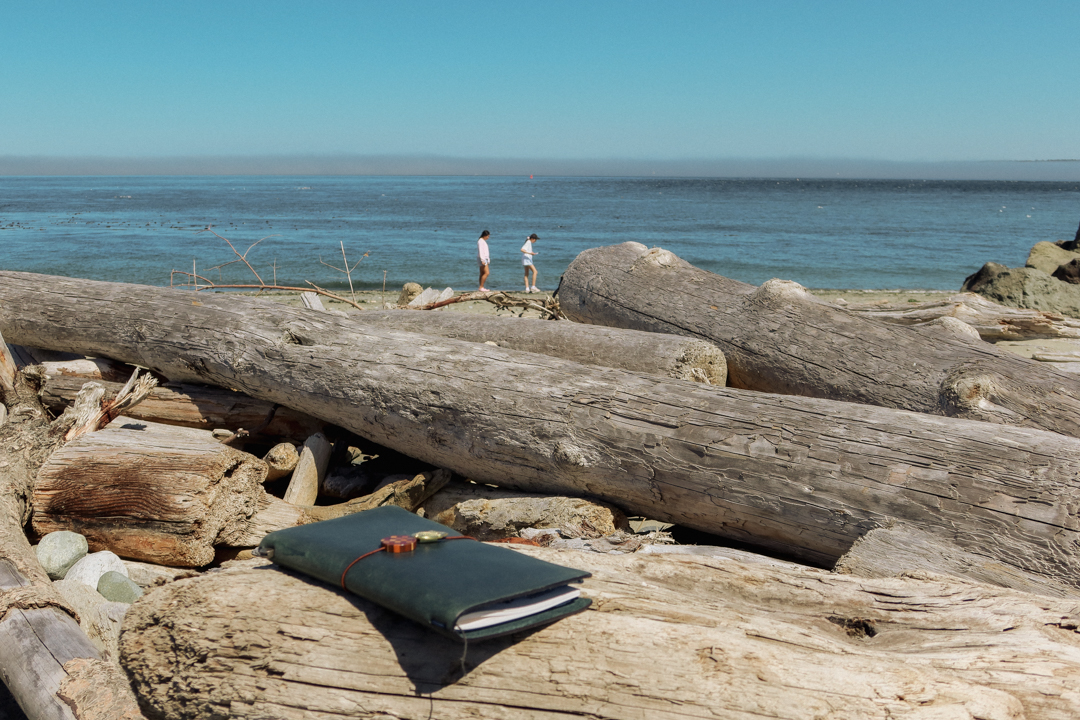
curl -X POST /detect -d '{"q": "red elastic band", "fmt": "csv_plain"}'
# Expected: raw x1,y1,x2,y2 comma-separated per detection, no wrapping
339,535,475,589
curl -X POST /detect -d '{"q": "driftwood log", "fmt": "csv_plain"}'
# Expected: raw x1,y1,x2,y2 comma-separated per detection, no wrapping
2,273,1080,589
834,522,1079,598
846,291,1080,341
0,371,144,720
39,374,325,442
120,549,1080,720
556,242,1080,437
33,418,268,567
353,310,727,384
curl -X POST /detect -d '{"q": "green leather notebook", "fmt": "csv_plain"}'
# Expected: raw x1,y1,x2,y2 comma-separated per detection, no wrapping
256,506,592,641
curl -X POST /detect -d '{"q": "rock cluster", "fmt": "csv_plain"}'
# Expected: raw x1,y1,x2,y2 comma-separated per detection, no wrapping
962,236,1080,318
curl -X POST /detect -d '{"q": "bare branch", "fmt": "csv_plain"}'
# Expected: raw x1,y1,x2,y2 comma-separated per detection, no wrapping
63,368,159,441
413,291,564,319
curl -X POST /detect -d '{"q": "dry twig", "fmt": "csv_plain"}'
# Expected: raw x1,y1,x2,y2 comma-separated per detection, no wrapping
415,291,564,319
169,227,369,311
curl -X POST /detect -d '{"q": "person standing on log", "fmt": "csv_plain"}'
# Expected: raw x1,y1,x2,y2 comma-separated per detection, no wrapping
522,233,540,292
477,230,492,292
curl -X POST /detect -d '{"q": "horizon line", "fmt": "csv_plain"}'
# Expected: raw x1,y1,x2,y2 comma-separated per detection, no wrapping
2,154,1079,181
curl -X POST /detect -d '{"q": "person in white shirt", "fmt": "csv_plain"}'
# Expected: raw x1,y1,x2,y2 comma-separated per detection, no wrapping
477,230,491,292
521,233,539,292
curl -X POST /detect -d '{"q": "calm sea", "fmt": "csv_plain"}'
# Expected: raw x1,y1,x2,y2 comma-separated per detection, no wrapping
2,176,1078,292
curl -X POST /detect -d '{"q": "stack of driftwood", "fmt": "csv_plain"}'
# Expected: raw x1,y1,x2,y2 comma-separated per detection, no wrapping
2,241,1080,720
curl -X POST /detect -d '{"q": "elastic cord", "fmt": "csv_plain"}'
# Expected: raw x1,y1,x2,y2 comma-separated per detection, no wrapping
339,535,475,589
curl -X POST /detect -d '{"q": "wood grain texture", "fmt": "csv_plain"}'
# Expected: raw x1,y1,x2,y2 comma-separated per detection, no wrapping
33,418,268,566
834,522,1079,598
3,272,1080,585
120,550,1080,720
0,372,145,720
40,375,325,442
353,310,728,384
0,327,16,397
283,432,331,506
556,242,1080,437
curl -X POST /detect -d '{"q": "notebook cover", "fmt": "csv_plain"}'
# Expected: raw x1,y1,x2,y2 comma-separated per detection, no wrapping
257,505,591,641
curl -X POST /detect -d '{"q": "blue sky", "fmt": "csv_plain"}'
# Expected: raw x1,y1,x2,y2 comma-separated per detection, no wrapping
2,1,1078,176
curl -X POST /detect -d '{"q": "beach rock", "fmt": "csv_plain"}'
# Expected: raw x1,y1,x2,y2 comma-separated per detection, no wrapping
53,577,129,659
35,530,88,579
396,282,422,305
961,262,1080,318
1026,240,1080,275
65,550,128,590
1053,258,1080,284
123,560,198,588
97,570,143,603
420,480,628,540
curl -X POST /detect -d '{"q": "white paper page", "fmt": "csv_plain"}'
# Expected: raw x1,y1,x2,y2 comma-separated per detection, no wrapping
455,586,581,632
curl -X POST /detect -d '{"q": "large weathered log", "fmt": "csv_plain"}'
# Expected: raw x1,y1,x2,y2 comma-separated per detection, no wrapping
0,371,143,720
33,418,268,567
845,291,1080,341
353,310,727,384
3,272,1080,587
120,550,1080,720
556,242,1080,437
39,375,325,442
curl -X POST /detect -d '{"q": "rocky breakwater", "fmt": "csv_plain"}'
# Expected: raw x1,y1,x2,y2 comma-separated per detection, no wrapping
962,220,1080,318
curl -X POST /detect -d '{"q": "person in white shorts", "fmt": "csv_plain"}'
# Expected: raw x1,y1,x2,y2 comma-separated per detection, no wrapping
521,233,539,292
477,230,491,292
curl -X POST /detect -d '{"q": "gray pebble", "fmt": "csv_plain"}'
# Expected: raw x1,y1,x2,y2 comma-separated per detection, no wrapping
35,531,88,580
97,570,143,603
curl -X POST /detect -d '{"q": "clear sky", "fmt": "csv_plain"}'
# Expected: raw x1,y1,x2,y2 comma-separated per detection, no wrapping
2,1,1078,176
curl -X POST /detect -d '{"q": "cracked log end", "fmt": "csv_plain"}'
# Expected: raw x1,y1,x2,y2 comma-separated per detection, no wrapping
33,418,268,567
672,340,728,385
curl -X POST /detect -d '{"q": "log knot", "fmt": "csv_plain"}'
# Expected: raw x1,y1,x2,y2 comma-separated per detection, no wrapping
939,369,1023,423
748,279,814,306
630,246,680,271
552,441,592,468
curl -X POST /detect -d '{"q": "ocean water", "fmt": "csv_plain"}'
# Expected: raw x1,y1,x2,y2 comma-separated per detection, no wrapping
1,176,1078,292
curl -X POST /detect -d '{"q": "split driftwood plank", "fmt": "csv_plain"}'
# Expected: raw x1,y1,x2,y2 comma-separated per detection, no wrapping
39,375,326,442
38,357,134,383
33,417,268,567
556,242,1080,437
120,549,1080,720
3,272,1080,588
354,310,727,384
0,370,144,720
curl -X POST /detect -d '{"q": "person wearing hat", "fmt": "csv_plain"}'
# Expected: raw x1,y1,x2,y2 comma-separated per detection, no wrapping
521,233,540,292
